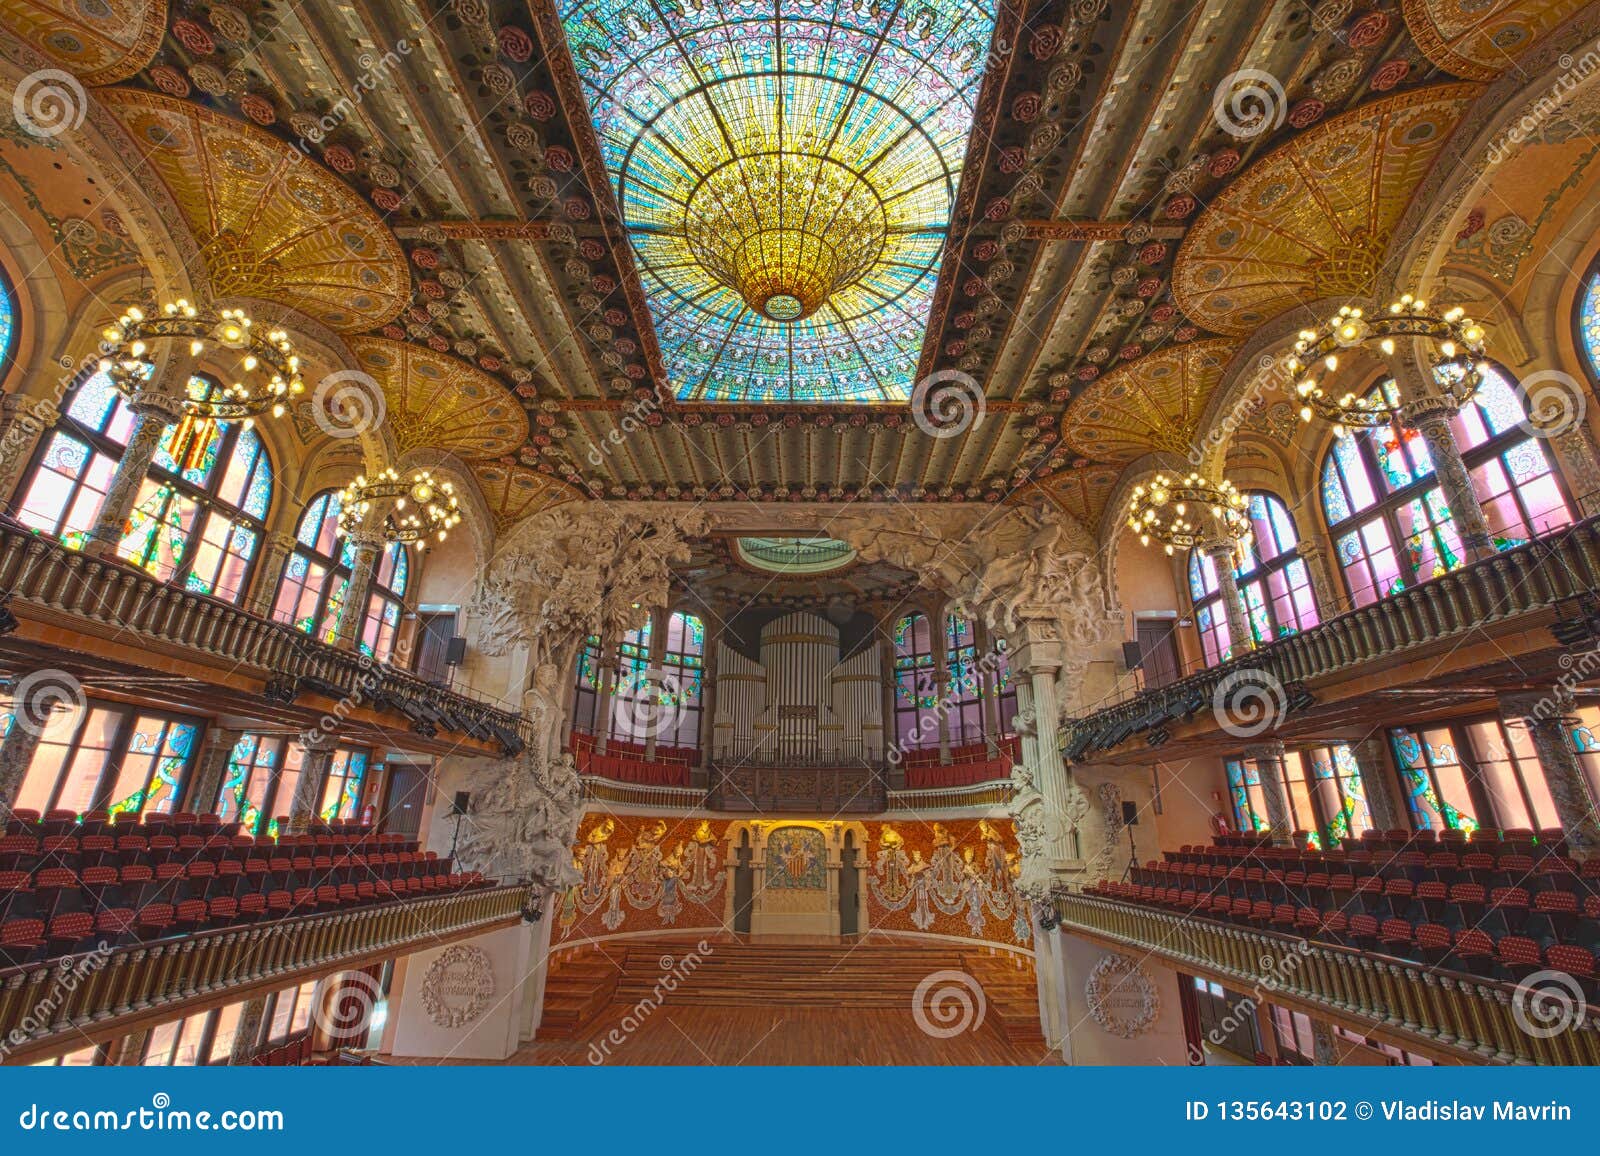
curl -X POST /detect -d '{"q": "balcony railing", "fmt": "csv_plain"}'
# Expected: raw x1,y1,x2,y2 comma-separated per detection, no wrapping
0,521,527,754
1065,517,1600,760
0,882,535,1063
1054,891,1600,1066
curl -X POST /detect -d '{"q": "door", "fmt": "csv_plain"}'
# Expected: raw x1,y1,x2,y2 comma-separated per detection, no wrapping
380,764,428,838
1135,617,1182,689
839,832,859,935
732,832,753,934
414,611,457,685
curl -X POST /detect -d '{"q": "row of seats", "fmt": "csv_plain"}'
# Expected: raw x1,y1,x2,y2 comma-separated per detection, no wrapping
4,809,415,850
0,832,420,875
1193,825,1569,861
1087,878,1598,999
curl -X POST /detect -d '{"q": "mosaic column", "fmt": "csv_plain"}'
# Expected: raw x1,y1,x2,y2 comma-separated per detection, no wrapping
227,996,269,1065
1350,734,1408,833
1243,739,1293,845
246,532,300,619
1203,539,1253,657
0,714,46,813
697,621,720,770
288,738,338,832
186,727,245,816
84,390,187,560
1499,688,1600,855
1542,420,1600,520
333,531,384,652
1293,540,1342,618
0,395,59,504
1401,398,1495,565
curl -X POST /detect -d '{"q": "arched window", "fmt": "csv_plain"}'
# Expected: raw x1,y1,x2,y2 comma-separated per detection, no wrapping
608,617,656,746
893,613,938,750
571,635,604,736
944,614,985,746
15,370,274,603
1578,262,1600,381
1319,372,1573,607
271,490,411,663
0,262,16,376
657,611,704,751
1188,493,1319,665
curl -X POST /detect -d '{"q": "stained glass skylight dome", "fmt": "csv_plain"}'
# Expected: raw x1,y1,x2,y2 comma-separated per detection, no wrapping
559,0,998,403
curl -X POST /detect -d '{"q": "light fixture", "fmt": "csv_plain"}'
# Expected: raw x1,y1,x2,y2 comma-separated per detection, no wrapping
337,467,461,549
1284,296,1487,436
98,298,303,467
1126,472,1251,556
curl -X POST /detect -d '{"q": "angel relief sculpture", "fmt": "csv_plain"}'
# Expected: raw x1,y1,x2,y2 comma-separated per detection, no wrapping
867,822,1028,943
559,818,724,936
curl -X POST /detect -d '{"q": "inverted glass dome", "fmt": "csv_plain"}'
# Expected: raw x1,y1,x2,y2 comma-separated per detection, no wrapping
734,536,858,574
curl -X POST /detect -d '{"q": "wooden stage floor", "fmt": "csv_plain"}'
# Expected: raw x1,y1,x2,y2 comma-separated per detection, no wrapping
402,1004,1064,1066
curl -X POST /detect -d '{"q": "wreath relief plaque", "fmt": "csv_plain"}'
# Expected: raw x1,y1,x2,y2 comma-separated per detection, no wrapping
1084,953,1159,1039
420,944,496,1028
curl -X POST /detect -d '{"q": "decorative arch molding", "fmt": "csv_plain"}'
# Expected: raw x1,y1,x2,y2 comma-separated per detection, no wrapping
1387,6,1600,293
0,185,68,396
1096,450,1191,619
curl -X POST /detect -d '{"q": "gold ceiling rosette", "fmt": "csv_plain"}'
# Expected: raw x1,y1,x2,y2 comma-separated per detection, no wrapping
1171,84,1481,336
96,89,409,333
0,0,166,84
1059,340,1240,463
473,463,581,532
1401,0,1588,80
348,337,529,461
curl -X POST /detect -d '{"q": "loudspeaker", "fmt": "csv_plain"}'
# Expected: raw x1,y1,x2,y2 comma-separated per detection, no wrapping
1121,801,1139,826
1120,641,1144,671
451,791,471,816
444,636,468,666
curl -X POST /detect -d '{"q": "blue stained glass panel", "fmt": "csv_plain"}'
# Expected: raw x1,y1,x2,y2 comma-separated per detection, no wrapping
1581,272,1600,380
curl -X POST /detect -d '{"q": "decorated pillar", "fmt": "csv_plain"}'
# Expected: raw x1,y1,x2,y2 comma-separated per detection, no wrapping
697,619,720,770
228,996,269,1065
1350,734,1408,832
1010,616,1073,864
1403,399,1495,563
185,726,245,815
593,627,620,754
1203,539,1253,657
288,737,339,832
85,389,187,561
1243,740,1293,845
0,395,59,502
977,621,1004,754
333,531,384,652
1293,540,1342,618
0,714,45,812
1499,688,1600,855
246,532,300,619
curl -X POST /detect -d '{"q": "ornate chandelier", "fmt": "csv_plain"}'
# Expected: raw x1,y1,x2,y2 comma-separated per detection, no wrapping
1285,296,1488,435
683,151,887,322
1126,472,1251,555
337,467,461,549
99,299,302,469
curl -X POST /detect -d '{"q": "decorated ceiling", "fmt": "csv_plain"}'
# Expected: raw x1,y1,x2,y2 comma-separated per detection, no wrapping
0,0,1591,527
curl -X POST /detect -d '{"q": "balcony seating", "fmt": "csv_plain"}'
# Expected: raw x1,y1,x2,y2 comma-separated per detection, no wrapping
1088,829,1598,997
0,812,486,969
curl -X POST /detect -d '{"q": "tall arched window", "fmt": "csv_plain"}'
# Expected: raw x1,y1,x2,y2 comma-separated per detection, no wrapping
1188,493,1319,665
15,370,274,603
658,611,704,751
0,262,16,376
944,614,985,746
271,490,408,663
1578,262,1600,381
1319,372,1573,607
893,613,938,750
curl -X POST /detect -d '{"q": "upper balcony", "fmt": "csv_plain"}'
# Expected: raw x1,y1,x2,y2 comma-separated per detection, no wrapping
0,519,527,758
1065,517,1600,764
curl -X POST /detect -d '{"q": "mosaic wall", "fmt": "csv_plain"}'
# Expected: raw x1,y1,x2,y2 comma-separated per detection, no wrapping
555,813,1030,950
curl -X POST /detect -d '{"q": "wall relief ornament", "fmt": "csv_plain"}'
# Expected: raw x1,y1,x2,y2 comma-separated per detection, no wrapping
420,944,496,1029
453,751,584,890
1006,763,1088,900
1084,953,1160,1039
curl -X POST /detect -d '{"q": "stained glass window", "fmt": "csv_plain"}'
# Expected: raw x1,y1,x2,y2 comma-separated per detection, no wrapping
893,613,939,750
1187,493,1317,667
0,263,15,374
1318,371,1570,608
14,369,273,602
274,491,407,664
570,634,606,737
319,748,369,822
557,0,998,403
1389,726,1479,834
1580,265,1600,381
656,611,705,751
12,699,203,818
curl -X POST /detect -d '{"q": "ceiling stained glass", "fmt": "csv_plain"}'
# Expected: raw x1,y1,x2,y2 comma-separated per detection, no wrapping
559,0,998,404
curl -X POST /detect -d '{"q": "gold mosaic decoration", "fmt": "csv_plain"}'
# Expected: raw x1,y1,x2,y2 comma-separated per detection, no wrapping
0,0,166,84
1172,84,1481,336
1032,465,1122,531
96,89,408,332
1059,340,1240,463
1402,0,1587,80
473,463,580,531
348,337,529,460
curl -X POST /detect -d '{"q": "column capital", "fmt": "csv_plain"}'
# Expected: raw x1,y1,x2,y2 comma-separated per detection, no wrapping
1242,739,1286,762
1007,615,1064,673
1498,685,1574,724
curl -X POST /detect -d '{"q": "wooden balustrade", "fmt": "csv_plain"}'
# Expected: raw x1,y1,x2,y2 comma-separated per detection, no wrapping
0,883,535,1064
1053,891,1600,1066
0,522,529,752
1066,517,1600,759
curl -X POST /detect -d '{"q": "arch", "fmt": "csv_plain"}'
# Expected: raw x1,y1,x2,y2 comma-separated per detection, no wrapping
1187,492,1319,667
